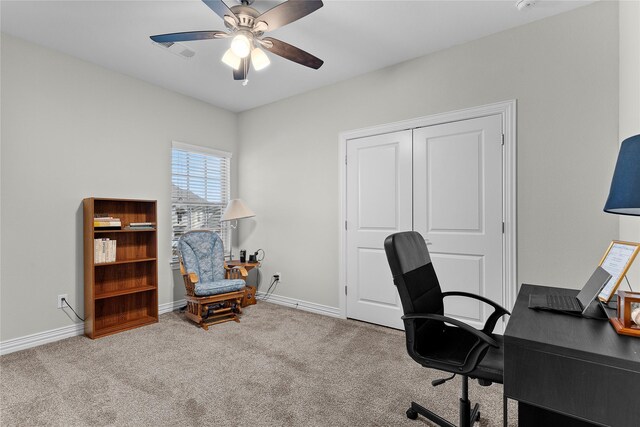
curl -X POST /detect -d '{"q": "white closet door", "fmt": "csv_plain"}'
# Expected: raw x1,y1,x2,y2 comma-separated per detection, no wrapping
413,114,504,332
346,130,412,329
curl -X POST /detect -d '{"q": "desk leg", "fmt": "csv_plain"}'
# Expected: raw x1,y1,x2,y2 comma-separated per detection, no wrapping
503,395,507,427
518,402,599,427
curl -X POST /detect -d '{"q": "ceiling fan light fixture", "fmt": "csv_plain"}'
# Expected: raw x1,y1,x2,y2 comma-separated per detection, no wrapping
230,34,251,58
149,0,325,81
251,47,270,71
221,49,241,70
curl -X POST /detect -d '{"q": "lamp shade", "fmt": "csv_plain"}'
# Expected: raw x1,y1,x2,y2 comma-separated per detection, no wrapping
221,49,241,70
604,134,640,216
221,199,255,221
251,47,270,71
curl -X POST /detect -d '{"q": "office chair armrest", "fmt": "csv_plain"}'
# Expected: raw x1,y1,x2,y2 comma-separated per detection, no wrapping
442,291,510,335
441,291,510,316
402,313,499,348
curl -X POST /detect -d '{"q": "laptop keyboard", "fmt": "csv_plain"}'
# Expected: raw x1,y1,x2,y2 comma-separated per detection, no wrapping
547,294,582,312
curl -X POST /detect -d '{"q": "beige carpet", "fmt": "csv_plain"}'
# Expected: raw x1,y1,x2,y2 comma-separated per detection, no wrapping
1,302,516,426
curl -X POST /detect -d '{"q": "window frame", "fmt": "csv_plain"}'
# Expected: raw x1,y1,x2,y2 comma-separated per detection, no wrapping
171,141,232,266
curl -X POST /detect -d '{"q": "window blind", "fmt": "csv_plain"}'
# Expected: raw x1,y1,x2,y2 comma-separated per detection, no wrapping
171,142,231,262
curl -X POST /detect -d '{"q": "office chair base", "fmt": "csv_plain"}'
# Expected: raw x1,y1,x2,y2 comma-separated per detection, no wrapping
406,401,480,427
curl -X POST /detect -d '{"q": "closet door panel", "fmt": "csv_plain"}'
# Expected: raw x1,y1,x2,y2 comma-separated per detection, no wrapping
413,115,504,332
345,130,412,329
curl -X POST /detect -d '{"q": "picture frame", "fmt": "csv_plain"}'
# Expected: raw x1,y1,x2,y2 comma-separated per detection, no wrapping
609,290,640,337
597,240,640,303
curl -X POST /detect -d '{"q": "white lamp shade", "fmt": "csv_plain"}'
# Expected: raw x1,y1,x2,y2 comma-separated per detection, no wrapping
251,48,270,71
222,49,241,70
221,199,255,221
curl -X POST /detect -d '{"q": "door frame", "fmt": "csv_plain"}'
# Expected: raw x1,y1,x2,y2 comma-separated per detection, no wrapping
338,100,517,325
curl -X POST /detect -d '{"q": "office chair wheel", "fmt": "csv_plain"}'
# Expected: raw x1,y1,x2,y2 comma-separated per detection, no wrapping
476,411,481,421
406,408,418,420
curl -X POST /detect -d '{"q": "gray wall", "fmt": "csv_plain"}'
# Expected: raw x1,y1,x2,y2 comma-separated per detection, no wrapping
237,1,620,308
0,34,238,341
619,0,640,283
0,1,625,343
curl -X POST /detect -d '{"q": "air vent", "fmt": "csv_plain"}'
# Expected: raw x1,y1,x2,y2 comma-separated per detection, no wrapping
153,41,195,59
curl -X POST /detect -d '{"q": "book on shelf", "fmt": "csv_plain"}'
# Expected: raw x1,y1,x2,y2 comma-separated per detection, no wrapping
94,238,116,263
124,222,155,230
94,215,122,228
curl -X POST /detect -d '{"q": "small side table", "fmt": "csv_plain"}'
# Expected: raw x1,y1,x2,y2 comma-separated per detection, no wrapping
226,260,260,307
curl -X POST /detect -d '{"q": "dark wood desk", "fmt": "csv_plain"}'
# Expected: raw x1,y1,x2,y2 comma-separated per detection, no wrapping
504,284,640,427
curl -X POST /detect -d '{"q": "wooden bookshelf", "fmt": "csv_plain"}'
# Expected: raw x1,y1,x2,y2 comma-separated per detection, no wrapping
83,198,158,339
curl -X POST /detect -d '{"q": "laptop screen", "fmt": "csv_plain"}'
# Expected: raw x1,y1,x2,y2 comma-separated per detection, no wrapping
577,266,612,310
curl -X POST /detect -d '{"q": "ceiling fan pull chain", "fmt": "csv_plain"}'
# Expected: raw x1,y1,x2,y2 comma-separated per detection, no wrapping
242,58,249,86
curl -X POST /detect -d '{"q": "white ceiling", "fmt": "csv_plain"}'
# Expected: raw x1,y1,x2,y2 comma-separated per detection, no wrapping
1,0,594,112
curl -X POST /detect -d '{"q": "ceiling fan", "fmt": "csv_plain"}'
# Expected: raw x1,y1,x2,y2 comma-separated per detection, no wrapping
150,0,324,83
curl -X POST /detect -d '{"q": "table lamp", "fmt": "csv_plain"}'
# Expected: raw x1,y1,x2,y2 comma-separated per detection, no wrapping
604,134,640,216
221,198,255,259
603,133,640,312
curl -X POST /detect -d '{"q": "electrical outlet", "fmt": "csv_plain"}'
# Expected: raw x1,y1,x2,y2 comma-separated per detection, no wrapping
57,294,68,309
274,272,282,282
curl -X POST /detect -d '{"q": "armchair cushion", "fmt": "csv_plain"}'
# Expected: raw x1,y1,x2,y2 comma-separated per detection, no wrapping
177,231,226,283
195,279,245,297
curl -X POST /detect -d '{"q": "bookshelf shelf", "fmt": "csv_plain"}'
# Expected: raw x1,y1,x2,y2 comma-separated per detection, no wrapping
84,198,158,339
94,257,157,267
94,229,157,234
95,285,157,300
92,315,157,339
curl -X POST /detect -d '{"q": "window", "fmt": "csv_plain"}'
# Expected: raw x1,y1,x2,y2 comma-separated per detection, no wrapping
171,141,231,263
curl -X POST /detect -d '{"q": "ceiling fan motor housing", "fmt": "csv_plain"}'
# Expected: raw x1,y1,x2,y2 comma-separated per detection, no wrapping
230,5,260,29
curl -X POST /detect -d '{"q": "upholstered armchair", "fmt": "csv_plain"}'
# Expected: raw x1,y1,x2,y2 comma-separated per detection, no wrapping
177,230,249,329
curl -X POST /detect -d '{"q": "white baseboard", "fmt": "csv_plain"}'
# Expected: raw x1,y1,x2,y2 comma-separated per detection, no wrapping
159,299,186,314
256,292,342,318
0,299,187,356
0,322,84,356
0,296,337,355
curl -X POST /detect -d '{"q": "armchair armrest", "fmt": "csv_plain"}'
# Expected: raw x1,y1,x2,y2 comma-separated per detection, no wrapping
402,313,499,348
224,265,248,280
442,291,510,335
178,259,199,297
179,260,199,283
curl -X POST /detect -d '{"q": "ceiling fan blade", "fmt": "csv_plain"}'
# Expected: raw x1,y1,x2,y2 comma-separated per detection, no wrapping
202,0,238,23
262,37,323,70
256,0,323,32
150,31,227,43
233,57,250,81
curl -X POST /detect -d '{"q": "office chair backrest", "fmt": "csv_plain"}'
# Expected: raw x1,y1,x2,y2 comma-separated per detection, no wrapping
178,230,226,283
384,231,444,316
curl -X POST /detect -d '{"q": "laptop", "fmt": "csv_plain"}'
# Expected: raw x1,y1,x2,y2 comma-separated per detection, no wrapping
528,266,612,315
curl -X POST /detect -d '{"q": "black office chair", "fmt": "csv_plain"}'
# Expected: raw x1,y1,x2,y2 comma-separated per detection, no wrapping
384,231,510,427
